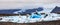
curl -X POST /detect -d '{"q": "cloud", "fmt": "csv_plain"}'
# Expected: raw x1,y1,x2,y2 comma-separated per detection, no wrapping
0,0,60,10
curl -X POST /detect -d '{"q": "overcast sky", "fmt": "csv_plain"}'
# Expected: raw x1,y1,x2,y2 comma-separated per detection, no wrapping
0,0,60,10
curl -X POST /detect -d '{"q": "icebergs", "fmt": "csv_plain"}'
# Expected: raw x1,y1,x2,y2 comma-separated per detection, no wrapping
0,13,60,23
